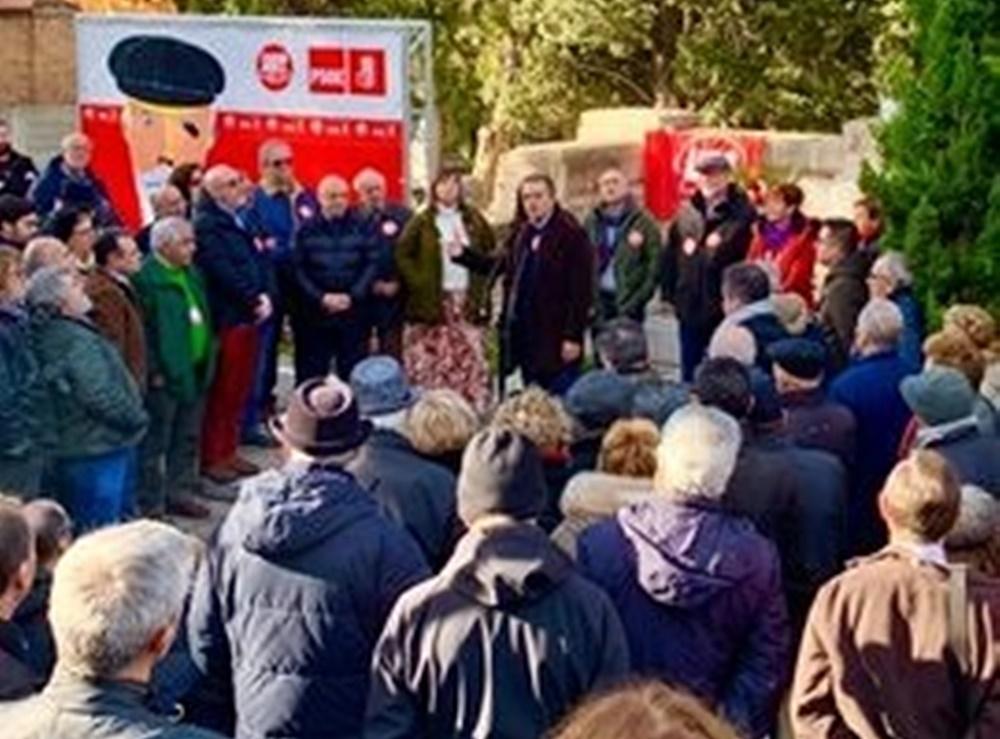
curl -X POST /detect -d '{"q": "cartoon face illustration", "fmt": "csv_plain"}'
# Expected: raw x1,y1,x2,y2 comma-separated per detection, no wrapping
120,99,216,173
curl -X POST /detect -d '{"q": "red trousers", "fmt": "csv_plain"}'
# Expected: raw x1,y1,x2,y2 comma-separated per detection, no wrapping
201,324,259,468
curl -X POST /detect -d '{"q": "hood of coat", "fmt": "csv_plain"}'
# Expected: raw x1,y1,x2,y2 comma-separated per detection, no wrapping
618,499,764,608
560,472,654,519
444,521,573,608
234,462,377,560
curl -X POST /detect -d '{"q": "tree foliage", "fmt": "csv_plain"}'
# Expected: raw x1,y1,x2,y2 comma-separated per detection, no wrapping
863,0,1000,321
176,0,884,155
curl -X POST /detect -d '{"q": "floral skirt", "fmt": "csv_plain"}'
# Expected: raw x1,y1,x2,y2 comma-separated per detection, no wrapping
403,292,492,411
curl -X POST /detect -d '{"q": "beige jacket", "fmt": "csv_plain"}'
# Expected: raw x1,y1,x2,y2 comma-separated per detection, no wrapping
550,472,654,559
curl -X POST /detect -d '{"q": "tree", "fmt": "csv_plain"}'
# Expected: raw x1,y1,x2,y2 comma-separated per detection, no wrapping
863,0,1000,320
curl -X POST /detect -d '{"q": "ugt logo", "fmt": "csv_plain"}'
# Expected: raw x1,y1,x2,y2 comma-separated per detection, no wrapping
257,43,294,92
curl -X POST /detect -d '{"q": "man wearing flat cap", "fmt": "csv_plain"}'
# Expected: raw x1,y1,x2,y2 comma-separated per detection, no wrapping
367,426,629,738
769,337,857,469
108,35,226,222
187,375,428,739
660,153,755,381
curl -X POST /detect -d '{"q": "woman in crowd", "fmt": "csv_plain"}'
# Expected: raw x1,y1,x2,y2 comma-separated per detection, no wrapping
395,166,499,410
168,162,205,214
551,417,659,558
0,247,44,497
403,388,481,475
746,182,817,305
866,251,924,369
26,266,147,530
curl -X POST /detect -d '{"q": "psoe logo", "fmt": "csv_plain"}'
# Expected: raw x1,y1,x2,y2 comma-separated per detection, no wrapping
308,47,348,94
308,46,387,96
257,43,294,92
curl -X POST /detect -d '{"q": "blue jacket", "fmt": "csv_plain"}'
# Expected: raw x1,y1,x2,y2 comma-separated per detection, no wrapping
578,500,790,738
294,209,379,310
890,287,924,370
193,196,268,329
830,350,915,555
245,187,319,260
186,462,429,739
359,203,413,280
29,155,117,225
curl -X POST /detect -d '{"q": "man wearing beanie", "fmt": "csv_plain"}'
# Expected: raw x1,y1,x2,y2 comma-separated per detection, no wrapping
366,427,629,738
902,366,1000,494
187,376,429,739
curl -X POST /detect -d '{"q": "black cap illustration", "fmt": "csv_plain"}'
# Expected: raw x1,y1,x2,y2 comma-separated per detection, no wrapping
109,35,226,107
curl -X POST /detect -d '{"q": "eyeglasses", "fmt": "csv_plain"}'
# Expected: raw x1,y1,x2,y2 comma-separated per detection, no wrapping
225,178,241,188
269,157,293,167
72,225,95,237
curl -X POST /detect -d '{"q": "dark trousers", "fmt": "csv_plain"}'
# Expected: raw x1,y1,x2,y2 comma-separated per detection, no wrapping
52,448,132,532
522,361,582,397
371,295,404,360
679,320,711,382
244,265,295,431
294,313,367,383
139,388,205,516
0,455,45,500
202,324,258,468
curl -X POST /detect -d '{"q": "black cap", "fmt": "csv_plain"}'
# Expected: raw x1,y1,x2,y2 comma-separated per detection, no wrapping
768,338,827,381
457,428,546,525
109,35,226,107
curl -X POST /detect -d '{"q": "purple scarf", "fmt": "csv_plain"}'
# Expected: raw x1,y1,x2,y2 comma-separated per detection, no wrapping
761,219,795,253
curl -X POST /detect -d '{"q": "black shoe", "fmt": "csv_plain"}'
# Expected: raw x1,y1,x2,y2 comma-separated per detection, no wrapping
241,425,279,449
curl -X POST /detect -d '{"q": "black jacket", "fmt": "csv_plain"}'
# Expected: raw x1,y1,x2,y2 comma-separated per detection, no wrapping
193,196,268,329
366,522,629,738
0,149,38,198
780,388,858,469
347,428,460,570
0,620,42,702
818,250,871,370
661,184,755,331
920,423,1000,496
187,462,429,739
295,209,379,313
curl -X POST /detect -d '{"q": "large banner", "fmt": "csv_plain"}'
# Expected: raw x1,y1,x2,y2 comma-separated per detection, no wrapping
77,15,410,230
644,129,767,220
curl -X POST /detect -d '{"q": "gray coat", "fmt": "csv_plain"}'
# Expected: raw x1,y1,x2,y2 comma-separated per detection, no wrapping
0,674,224,739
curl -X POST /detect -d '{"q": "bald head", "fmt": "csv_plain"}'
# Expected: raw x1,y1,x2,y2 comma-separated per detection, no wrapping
318,175,351,218
61,133,93,171
152,185,186,219
203,166,248,211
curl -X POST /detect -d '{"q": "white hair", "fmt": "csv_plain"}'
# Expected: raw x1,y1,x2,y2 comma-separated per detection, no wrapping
871,251,913,289
150,216,192,253
655,403,742,501
857,297,904,350
24,265,75,310
49,521,198,679
353,167,386,191
708,324,757,367
22,237,68,277
947,485,1000,549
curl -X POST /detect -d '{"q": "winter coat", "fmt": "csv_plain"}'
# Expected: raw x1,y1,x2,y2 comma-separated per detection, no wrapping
818,250,870,370
503,207,595,377
84,267,147,392
193,196,268,329
246,186,319,259
0,673,225,739
578,500,790,738
294,209,380,313
550,472,654,559
12,570,55,680
133,257,216,404
792,546,1000,739
30,312,147,460
0,148,38,198
780,388,858,469
366,521,630,739
661,184,755,331
29,155,117,224
0,305,44,463
916,421,1000,496
360,203,413,280
186,462,429,739
347,428,460,570
583,200,662,319
716,299,790,373
747,214,818,306
0,620,42,701
396,203,498,325
830,350,915,555
890,286,925,370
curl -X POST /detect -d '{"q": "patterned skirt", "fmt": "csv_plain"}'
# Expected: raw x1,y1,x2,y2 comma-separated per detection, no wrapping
403,292,492,411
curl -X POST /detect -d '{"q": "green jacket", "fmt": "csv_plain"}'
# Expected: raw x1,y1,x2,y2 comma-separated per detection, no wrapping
583,202,662,319
395,204,498,325
133,257,217,404
30,312,148,459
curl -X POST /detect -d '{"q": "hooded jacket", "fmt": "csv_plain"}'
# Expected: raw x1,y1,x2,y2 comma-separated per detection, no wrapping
578,500,790,738
186,462,429,739
366,522,629,739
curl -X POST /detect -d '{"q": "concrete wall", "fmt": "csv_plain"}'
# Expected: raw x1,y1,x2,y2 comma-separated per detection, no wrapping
0,2,78,107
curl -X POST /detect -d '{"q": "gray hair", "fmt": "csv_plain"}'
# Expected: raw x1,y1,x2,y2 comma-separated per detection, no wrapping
872,251,913,289
708,324,757,366
946,485,1000,549
150,216,192,253
22,237,68,277
49,521,199,679
857,298,904,351
25,265,75,311
655,403,741,501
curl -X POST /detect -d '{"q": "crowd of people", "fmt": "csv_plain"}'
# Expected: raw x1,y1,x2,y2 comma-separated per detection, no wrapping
1,114,1000,738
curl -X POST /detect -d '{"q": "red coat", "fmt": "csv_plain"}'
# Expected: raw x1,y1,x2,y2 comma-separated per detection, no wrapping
747,217,817,306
